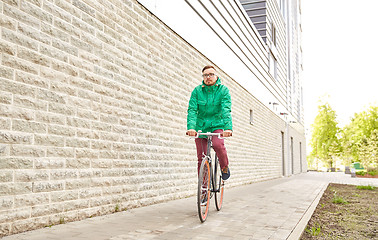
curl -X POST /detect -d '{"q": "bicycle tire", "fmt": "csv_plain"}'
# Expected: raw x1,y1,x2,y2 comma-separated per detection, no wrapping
197,157,211,222
214,155,224,211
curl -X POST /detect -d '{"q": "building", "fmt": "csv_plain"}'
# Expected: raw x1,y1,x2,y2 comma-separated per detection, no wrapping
0,0,305,236
137,0,305,174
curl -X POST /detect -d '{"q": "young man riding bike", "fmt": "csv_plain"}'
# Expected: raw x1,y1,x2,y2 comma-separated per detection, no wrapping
186,65,232,180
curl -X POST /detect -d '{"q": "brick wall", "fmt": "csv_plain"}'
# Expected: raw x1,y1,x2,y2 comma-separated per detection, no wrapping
0,0,306,236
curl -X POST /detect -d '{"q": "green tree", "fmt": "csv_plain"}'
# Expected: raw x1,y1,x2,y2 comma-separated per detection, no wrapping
339,129,353,166
367,129,378,167
357,129,378,168
342,106,378,167
310,102,341,168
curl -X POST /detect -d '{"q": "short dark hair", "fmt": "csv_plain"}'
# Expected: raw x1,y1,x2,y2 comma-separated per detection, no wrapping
202,65,216,73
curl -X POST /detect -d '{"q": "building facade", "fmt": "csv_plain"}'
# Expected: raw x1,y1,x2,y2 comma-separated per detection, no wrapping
0,0,305,236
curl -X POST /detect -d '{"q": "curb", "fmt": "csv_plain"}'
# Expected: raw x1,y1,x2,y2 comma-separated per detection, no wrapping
286,182,328,240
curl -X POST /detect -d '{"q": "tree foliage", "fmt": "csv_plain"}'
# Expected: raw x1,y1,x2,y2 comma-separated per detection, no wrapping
310,103,341,167
341,106,378,167
309,104,378,169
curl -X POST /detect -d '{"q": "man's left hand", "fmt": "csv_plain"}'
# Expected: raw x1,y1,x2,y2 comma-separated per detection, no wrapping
222,130,232,137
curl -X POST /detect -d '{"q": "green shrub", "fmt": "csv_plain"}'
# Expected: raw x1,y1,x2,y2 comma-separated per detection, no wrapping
367,167,378,175
356,171,366,176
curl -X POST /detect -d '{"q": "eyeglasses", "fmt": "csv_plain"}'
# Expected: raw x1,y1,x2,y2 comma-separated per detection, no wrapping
202,73,216,78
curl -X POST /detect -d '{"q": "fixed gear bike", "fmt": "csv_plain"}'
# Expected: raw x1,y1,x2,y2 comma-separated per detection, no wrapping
196,131,225,222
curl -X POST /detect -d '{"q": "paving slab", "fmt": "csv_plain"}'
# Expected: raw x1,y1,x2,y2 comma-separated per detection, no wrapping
3,172,377,240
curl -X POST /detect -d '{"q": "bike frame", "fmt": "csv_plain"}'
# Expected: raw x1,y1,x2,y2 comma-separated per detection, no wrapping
197,132,223,196
194,131,225,222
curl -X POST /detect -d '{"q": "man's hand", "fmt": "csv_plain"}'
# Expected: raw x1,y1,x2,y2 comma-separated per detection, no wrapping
222,130,232,137
186,129,197,137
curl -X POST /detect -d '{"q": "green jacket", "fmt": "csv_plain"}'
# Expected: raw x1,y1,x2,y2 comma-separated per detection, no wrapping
187,78,232,136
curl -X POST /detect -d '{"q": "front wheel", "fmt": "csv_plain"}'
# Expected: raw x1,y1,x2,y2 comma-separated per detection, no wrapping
214,155,224,211
197,157,211,222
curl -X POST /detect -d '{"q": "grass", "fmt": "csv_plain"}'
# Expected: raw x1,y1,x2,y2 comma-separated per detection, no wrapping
45,217,65,228
305,223,321,236
114,204,127,212
115,204,120,212
332,192,348,204
301,183,378,239
356,185,375,190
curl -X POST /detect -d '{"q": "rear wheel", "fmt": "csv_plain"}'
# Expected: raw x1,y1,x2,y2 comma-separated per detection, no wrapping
214,155,224,211
197,157,211,222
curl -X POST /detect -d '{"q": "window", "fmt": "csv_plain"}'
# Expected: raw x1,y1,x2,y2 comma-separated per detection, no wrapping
299,142,302,172
249,109,254,125
276,0,286,19
269,22,278,80
271,23,276,46
269,51,277,80
291,137,294,174
292,70,296,93
281,131,285,176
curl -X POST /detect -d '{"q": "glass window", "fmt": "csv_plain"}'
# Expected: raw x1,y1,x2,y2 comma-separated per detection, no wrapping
271,23,276,46
269,51,277,80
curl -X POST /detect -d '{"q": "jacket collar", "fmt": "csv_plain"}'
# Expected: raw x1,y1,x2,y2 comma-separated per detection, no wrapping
202,77,221,88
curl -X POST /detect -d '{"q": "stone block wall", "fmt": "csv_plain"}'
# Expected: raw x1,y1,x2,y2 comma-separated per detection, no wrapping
0,0,306,236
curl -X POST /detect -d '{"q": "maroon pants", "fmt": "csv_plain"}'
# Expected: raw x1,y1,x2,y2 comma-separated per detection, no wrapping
195,129,229,173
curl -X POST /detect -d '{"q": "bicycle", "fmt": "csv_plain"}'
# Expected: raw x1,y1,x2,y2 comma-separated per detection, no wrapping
195,131,225,222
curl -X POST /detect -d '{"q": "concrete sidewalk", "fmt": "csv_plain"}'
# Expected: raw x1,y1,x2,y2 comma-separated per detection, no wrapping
4,172,377,240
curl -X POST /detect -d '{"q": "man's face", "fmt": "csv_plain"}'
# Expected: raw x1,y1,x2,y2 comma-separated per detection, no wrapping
202,68,217,86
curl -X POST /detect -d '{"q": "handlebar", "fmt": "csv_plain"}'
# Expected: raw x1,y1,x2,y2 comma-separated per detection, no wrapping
185,131,224,139
186,130,231,139
196,132,222,138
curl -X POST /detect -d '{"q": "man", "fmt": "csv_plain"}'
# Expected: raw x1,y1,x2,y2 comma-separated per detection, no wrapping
187,65,232,180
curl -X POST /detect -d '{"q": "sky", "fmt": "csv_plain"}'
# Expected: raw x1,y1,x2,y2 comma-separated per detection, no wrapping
301,0,378,139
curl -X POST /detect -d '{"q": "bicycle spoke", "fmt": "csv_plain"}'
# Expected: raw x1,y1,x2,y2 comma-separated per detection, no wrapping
214,155,224,211
197,158,210,222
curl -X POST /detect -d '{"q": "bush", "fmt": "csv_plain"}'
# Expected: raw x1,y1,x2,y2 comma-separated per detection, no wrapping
366,167,377,176
356,171,366,176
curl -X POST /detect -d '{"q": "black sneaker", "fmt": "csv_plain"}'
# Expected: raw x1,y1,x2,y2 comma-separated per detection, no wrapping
221,167,230,180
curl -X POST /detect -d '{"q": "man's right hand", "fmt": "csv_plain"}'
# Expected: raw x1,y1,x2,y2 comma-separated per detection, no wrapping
186,129,197,136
